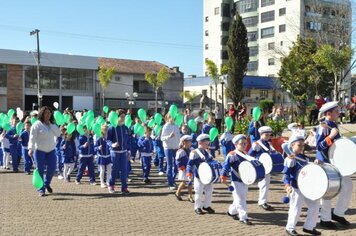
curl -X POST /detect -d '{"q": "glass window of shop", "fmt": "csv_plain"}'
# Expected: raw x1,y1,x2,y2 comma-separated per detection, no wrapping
62,68,93,91
0,64,7,87
25,66,59,89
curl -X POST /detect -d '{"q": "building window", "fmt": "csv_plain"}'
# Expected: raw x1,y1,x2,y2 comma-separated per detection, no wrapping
0,64,7,87
306,21,321,31
205,16,209,22
221,22,230,31
249,46,259,57
221,50,228,60
222,3,230,17
221,36,228,45
205,30,209,36
261,0,274,7
279,8,286,16
247,61,258,71
261,11,275,23
279,24,286,32
268,58,275,65
25,66,60,89
242,16,258,27
237,0,259,13
268,42,275,50
62,68,93,91
260,90,268,98
205,44,209,50
247,31,258,41
280,41,283,46
261,27,274,38
214,7,220,15
243,89,251,97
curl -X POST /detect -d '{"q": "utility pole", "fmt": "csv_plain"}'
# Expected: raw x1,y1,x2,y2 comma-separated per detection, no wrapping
30,29,41,109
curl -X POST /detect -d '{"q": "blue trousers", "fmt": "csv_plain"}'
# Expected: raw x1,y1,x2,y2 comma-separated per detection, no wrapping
142,156,152,179
34,149,56,192
0,147,3,166
22,147,32,172
109,152,128,191
76,156,95,183
57,154,63,174
164,149,177,186
10,144,18,171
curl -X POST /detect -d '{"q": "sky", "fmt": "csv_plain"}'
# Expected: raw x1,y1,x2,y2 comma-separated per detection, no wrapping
0,0,203,76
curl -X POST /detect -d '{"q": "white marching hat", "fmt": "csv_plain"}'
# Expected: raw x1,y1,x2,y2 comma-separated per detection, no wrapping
288,135,305,149
197,134,210,142
179,135,192,146
319,101,339,114
232,134,247,144
258,126,272,134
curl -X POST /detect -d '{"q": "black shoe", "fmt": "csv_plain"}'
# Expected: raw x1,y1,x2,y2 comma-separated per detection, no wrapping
303,228,321,235
259,203,273,211
227,212,239,220
202,207,215,214
332,212,351,226
320,220,338,229
285,229,299,236
25,171,31,175
45,186,53,194
195,208,204,215
175,193,183,201
240,219,252,225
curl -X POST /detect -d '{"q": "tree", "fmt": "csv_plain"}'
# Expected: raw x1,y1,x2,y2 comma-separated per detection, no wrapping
145,67,170,112
180,91,197,108
226,13,249,105
278,37,332,116
205,59,221,109
314,44,353,100
98,66,117,110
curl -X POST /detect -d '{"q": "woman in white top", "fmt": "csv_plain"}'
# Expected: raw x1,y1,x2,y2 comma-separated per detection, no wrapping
161,113,180,189
28,106,61,197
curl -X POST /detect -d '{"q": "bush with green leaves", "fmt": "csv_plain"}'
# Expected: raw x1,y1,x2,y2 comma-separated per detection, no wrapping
266,119,287,137
234,116,251,135
259,100,274,113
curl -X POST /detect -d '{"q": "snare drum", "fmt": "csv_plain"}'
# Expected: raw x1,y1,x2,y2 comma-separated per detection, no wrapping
297,163,341,201
258,152,284,174
238,160,265,185
198,160,221,185
328,138,356,176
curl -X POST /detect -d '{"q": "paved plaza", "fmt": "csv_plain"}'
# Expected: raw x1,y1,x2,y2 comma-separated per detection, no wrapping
1,124,356,236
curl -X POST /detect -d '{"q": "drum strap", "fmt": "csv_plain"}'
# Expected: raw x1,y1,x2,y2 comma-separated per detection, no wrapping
195,149,207,161
257,140,270,152
234,150,255,162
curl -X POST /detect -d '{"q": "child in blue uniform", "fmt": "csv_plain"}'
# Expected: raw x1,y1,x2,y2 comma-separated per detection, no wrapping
138,126,154,183
316,101,352,229
220,126,234,160
20,121,32,174
283,135,321,236
75,125,96,185
61,129,76,182
201,113,220,158
5,116,19,172
187,134,215,215
152,126,165,175
248,126,275,210
221,134,252,225
248,114,264,143
175,135,194,202
95,124,112,188
56,126,66,179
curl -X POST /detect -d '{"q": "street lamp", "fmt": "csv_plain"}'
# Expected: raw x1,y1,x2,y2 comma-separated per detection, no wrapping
221,79,225,125
30,29,41,109
209,83,213,112
126,92,138,109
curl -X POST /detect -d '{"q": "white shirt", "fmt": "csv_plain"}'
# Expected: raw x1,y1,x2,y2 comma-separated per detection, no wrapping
161,122,180,149
28,121,61,153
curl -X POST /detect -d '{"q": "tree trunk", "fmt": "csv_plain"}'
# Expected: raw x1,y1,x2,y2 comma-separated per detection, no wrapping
215,83,218,110
155,88,158,113
102,90,105,115
333,73,338,101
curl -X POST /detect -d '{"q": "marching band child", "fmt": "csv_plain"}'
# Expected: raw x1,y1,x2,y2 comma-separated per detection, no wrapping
56,126,66,179
75,125,96,185
248,126,275,211
187,134,215,215
248,113,264,144
175,135,194,203
220,125,234,160
283,135,321,236
316,101,352,229
20,121,32,175
95,124,112,188
202,113,219,158
152,125,165,175
221,134,252,225
61,129,76,182
5,116,19,172
137,126,154,183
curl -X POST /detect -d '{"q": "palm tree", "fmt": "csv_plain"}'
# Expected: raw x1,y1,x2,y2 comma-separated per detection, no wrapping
145,67,170,112
180,91,197,108
98,66,117,110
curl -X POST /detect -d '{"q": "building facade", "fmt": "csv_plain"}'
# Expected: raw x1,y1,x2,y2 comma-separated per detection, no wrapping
0,49,183,112
203,0,352,94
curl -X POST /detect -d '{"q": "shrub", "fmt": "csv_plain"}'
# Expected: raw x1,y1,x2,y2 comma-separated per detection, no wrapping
259,100,274,113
